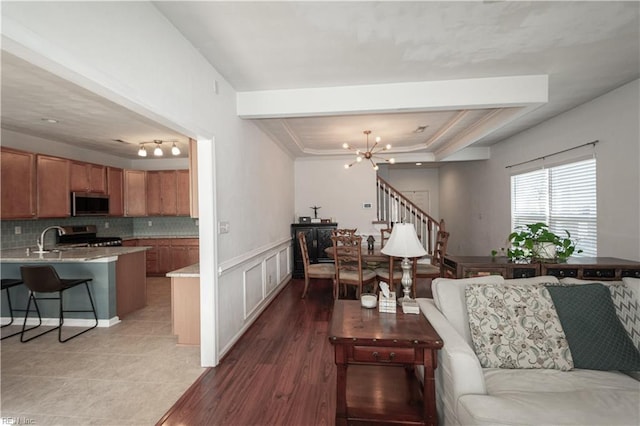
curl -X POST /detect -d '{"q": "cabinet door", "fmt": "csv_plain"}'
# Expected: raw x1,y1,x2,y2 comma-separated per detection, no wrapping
70,161,90,192
142,239,158,275
189,139,198,218
160,171,177,215
1,148,36,219
37,155,70,218
124,170,147,217
89,164,107,193
107,167,124,216
157,240,173,274
176,170,190,216
315,227,335,262
146,171,162,215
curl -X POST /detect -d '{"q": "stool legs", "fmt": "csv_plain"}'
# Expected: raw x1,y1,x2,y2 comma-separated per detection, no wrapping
20,281,98,343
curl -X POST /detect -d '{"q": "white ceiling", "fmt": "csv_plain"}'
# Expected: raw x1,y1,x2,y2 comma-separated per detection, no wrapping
1,1,638,163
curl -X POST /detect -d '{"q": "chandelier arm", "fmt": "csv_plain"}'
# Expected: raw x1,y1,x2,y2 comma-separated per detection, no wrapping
369,158,377,168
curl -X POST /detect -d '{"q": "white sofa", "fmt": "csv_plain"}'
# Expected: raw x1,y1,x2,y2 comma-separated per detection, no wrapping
416,275,640,426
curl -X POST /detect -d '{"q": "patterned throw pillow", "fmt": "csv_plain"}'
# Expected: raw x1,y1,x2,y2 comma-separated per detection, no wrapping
608,284,640,352
465,283,574,371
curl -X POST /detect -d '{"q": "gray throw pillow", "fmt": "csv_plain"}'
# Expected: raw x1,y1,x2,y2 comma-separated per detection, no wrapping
546,283,640,371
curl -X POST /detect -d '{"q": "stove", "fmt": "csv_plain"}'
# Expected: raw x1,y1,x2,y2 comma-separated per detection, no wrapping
57,225,122,247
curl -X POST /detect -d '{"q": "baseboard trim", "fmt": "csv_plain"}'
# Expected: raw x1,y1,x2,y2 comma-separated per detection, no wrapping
1,316,120,328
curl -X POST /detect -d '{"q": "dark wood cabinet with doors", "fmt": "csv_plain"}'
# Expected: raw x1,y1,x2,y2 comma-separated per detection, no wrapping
292,223,337,278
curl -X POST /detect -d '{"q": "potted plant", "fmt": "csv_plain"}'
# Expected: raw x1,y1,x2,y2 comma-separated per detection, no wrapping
507,222,582,263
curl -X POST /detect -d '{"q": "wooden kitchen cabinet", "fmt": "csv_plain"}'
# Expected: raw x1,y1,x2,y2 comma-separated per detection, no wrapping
131,238,200,276
189,139,198,218
177,170,190,216
124,169,147,217
107,167,124,216
70,161,106,193
37,155,70,218
147,170,186,216
1,148,36,219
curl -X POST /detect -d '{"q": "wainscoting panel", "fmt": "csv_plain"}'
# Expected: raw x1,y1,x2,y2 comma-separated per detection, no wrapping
243,262,263,320
217,238,293,359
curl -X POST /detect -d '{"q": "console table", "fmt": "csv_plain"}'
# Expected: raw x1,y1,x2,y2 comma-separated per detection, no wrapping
329,300,443,426
443,255,640,280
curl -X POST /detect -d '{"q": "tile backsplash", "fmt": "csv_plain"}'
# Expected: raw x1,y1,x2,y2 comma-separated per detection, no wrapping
1,216,198,250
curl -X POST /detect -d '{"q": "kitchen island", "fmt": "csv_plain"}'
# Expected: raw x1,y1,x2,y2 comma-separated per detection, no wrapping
0,246,149,326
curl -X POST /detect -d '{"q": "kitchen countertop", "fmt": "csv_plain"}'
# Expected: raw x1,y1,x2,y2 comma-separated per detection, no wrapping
122,236,199,240
0,246,149,263
166,263,200,278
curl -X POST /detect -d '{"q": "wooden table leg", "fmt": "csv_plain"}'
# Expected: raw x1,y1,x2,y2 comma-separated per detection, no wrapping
423,350,438,426
335,362,347,425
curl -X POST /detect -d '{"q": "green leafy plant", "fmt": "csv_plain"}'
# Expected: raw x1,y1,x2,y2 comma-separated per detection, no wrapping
507,222,582,263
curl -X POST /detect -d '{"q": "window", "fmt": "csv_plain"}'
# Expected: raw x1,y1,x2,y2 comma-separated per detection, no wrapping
511,158,597,256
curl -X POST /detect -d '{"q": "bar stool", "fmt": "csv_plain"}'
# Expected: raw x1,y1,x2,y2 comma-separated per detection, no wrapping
20,265,98,343
1,278,24,340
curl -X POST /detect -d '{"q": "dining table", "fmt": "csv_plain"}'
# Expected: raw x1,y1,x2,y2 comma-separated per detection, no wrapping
324,246,388,263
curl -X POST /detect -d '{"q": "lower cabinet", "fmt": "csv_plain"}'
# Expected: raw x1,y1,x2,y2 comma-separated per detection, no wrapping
127,238,199,276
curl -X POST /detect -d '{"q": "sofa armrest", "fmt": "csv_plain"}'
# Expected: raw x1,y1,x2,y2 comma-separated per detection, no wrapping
417,298,487,423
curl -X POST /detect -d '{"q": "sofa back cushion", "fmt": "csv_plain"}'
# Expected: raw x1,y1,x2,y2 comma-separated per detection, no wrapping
432,276,505,345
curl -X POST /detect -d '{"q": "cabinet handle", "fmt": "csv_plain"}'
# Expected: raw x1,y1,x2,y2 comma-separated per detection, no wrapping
372,351,379,359
389,352,396,360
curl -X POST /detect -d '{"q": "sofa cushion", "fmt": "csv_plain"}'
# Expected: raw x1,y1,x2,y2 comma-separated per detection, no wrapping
457,368,640,426
466,283,573,370
432,275,505,345
546,283,640,371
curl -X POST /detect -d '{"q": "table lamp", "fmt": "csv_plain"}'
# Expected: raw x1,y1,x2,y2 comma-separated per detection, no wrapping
381,223,427,306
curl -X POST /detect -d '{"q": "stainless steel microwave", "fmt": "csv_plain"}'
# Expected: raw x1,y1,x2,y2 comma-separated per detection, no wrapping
71,192,110,216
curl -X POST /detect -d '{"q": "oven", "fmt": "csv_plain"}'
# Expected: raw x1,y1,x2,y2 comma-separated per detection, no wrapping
57,225,122,247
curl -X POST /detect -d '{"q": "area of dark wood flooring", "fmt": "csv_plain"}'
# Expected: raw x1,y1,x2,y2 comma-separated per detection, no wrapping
157,277,433,426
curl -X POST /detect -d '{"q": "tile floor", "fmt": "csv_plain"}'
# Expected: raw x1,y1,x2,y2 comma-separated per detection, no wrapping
1,277,205,425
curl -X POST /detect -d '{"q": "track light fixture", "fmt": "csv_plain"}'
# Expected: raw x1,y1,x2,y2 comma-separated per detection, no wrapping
136,140,182,157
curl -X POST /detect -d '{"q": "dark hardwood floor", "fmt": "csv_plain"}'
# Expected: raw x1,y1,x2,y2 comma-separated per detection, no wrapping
157,277,433,426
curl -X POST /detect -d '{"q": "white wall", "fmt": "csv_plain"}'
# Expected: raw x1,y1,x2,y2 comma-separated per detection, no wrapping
378,165,440,221
440,79,640,261
2,2,295,365
295,158,378,235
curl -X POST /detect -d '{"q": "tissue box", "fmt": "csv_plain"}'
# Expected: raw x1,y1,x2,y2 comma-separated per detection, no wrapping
378,291,396,313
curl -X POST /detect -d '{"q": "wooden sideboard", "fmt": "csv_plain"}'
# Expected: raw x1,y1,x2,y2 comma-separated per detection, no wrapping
443,255,640,280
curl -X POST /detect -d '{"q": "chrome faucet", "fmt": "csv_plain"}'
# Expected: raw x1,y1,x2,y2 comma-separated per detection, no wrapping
35,226,66,253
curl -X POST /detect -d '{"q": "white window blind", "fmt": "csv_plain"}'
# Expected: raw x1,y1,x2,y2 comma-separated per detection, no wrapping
511,158,597,257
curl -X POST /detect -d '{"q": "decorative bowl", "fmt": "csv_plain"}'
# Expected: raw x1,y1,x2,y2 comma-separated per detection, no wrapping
360,293,377,309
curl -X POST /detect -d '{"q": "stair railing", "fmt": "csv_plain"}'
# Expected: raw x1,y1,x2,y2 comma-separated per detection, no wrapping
376,176,444,256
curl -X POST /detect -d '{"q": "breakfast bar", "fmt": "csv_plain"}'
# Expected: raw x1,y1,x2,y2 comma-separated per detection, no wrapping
0,246,148,326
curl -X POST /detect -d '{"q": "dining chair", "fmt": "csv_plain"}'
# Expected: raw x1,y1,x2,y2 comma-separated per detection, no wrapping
413,229,450,288
19,265,98,343
332,228,357,238
298,232,335,298
380,228,393,247
331,234,378,299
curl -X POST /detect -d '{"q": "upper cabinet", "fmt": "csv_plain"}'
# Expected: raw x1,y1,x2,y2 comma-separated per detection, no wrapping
124,169,147,217
177,169,190,216
1,148,36,219
107,167,124,216
70,161,106,193
37,155,70,218
189,139,199,218
0,147,191,219
148,170,190,216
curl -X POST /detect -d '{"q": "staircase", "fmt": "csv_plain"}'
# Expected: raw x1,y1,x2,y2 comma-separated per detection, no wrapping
376,176,444,256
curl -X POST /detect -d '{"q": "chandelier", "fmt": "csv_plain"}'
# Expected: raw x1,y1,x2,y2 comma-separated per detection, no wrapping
137,140,181,157
343,130,395,170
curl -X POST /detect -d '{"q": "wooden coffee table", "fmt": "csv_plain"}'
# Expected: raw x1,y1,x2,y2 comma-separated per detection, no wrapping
329,300,443,425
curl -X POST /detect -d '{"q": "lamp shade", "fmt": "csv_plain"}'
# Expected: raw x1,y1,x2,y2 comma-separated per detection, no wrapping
381,223,427,258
